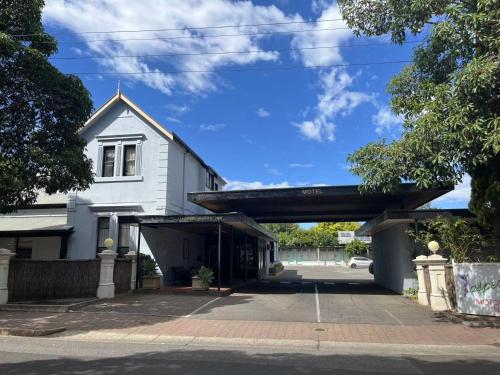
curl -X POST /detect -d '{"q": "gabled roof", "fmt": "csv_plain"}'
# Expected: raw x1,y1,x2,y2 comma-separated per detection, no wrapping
81,91,224,183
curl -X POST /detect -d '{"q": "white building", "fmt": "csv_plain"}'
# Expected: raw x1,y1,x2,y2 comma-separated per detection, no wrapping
0,91,275,285
337,231,371,245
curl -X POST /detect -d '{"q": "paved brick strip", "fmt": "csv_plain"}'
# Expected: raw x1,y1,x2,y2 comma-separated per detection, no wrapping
1,311,499,345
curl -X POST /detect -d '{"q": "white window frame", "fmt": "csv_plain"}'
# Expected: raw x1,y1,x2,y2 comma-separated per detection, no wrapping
95,134,144,183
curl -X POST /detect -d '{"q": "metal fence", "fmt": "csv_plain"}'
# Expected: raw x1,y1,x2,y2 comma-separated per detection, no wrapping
278,247,345,264
7,259,100,302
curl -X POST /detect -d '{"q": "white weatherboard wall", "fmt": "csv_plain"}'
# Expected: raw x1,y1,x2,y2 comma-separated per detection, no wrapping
371,223,417,293
453,263,500,317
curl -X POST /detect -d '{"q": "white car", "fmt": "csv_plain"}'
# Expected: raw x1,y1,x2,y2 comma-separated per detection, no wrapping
348,256,372,269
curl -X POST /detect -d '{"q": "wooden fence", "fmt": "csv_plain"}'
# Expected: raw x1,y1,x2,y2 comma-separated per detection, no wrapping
8,259,100,302
444,264,457,309
113,258,132,294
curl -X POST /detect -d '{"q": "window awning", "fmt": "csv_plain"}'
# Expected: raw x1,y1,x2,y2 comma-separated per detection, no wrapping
0,216,73,237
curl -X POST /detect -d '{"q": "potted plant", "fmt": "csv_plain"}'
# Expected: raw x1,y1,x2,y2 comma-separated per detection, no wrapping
140,254,161,289
192,266,214,291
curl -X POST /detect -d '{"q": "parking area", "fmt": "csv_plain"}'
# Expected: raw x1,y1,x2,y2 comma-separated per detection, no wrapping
82,266,438,326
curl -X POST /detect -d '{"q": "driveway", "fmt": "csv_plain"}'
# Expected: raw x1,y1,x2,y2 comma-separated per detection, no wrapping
82,266,437,326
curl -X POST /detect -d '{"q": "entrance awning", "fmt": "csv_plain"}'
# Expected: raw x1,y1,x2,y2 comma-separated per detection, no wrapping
0,215,73,237
187,184,452,223
136,213,277,241
357,208,474,236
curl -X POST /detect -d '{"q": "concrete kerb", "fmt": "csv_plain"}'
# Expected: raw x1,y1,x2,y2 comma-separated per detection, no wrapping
0,326,66,337
36,332,500,356
0,298,98,313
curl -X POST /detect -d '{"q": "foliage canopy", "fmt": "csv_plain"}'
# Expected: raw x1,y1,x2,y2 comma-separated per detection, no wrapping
0,0,94,211
339,0,500,233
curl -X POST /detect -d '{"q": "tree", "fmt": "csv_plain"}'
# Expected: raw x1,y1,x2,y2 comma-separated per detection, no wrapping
339,0,500,234
408,216,483,262
262,223,300,234
344,239,369,259
311,222,360,235
0,0,94,212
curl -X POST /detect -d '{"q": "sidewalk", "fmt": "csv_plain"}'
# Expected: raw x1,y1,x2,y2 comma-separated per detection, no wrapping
1,310,499,345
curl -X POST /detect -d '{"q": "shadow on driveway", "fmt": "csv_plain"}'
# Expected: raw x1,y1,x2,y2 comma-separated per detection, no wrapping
1,347,499,375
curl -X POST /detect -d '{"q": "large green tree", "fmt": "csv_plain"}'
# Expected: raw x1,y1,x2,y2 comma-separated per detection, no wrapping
0,0,93,212
339,0,499,233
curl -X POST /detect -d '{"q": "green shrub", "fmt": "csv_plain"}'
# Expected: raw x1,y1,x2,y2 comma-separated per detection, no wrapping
197,266,214,287
140,254,159,276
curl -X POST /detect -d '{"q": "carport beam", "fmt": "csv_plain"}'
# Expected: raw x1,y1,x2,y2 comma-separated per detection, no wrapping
217,223,222,292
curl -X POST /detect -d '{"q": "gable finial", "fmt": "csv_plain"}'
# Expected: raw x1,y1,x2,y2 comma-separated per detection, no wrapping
117,80,121,95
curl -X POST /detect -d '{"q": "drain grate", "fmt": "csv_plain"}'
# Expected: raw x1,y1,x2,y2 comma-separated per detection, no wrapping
314,328,326,332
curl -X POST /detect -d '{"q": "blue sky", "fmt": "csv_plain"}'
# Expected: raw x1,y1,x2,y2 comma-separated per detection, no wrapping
42,0,470,211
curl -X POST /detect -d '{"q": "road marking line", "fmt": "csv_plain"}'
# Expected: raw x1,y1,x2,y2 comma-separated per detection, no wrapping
385,310,405,326
302,281,312,284
324,282,335,285
314,283,321,323
348,282,360,285
280,281,292,284
184,297,221,318
261,280,270,283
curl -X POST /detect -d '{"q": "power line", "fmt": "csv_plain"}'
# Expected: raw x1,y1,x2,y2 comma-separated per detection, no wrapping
21,26,352,44
13,18,346,37
49,40,422,61
65,60,411,76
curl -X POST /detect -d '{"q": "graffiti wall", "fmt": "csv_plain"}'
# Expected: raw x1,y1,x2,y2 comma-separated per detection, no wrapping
453,263,500,317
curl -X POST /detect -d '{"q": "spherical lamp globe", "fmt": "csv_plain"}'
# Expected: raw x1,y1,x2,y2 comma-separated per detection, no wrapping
104,238,114,250
427,240,440,254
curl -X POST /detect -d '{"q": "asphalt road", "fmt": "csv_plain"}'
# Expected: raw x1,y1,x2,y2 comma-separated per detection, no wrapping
191,266,436,325
0,336,499,375
82,266,437,325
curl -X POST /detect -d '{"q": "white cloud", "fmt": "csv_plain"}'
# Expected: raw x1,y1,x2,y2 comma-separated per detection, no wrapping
295,68,373,142
291,3,352,67
372,106,403,135
264,163,282,176
166,116,181,124
200,123,226,131
223,179,291,190
256,108,270,117
288,3,373,142
289,163,314,168
166,103,190,115
433,175,471,207
43,0,303,95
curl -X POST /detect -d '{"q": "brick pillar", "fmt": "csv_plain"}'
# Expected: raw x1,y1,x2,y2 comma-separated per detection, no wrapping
428,254,450,311
97,250,117,299
0,249,15,304
413,255,429,306
125,251,137,291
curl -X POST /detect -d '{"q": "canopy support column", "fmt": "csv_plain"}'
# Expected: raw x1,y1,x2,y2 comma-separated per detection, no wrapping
229,226,234,286
217,223,222,292
244,235,248,282
135,224,142,290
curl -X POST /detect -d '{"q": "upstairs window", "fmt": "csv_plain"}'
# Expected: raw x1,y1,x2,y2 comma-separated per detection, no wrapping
123,145,136,176
206,171,215,190
102,146,115,177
